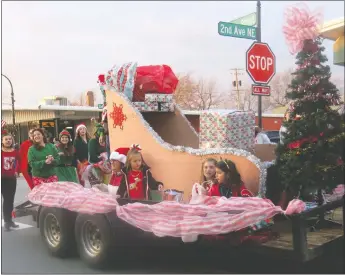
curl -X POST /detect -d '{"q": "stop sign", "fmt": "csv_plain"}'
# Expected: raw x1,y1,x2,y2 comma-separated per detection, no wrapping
246,42,276,84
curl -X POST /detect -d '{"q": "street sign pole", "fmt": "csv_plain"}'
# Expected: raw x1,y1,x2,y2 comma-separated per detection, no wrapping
256,1,262,128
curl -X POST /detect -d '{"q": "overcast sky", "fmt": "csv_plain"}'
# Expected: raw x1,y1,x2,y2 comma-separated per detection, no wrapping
2,1,344,107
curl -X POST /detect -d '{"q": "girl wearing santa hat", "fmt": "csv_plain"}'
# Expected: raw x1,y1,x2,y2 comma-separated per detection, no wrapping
55,129,79,183
107,148,130,196
117,145,163,200
73,123,90,185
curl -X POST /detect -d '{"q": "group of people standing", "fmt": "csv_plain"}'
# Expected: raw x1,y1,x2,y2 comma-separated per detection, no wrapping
1,122,107,231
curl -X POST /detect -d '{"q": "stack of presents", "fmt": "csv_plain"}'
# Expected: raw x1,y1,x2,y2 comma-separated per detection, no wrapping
131,65,178,113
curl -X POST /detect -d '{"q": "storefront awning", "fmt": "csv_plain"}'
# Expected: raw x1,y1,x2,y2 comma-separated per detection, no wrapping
320,18,344,66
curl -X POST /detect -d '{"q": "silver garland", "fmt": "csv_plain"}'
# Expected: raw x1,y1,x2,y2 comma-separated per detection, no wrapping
109,91,269,197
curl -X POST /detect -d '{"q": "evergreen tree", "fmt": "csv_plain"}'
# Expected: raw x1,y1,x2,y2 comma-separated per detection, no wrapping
275,37,345,200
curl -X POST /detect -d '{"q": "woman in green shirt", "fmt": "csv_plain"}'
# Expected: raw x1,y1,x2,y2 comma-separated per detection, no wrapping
28,128,60,187
55,129,79,183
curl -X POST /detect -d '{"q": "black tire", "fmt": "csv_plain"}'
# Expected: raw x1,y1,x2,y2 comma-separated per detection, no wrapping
39,207,76,257
75,213,113,269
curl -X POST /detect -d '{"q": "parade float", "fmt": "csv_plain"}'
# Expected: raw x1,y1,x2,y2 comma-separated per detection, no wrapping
13,3,343,270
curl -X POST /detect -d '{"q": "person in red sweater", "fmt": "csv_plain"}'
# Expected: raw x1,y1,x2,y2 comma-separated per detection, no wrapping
1,131,20,231
19,129,34,189
208,159,253,198
118,146,163,200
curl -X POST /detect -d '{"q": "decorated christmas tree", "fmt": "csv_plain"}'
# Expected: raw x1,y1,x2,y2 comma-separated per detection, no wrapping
275,4,345,202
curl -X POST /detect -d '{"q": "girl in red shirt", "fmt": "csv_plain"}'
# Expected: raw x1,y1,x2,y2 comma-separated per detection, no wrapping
108,148,130,196
118,146,163,200
1,131,20,231
208,159,253,198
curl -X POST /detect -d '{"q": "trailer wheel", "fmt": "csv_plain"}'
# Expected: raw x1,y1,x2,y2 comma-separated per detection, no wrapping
75,214,113,269
39,207,76,257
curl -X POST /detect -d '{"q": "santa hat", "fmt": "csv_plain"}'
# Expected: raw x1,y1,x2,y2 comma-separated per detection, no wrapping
109,148,130,164
75,123,87,134
59,129,71,139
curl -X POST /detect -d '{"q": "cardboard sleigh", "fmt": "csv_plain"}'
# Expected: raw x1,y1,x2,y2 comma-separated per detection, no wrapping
105,89,269,200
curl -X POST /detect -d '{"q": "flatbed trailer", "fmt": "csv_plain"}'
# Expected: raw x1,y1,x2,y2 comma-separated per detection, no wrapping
13,196,344,270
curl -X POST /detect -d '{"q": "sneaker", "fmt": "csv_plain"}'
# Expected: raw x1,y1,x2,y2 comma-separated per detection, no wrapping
9,221,19,228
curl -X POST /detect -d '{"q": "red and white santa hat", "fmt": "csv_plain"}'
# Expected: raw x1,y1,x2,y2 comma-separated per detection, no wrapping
109,148,130,164
75,123,87,134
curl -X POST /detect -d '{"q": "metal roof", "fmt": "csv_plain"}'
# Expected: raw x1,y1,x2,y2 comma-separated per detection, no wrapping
1,105,102,112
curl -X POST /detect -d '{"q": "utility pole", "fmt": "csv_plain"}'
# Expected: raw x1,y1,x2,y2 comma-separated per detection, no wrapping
230,68,244,110
1,74,16,139
256,0,262,128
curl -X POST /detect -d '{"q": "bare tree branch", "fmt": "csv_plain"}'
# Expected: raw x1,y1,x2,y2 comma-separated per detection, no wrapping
174,73,223,110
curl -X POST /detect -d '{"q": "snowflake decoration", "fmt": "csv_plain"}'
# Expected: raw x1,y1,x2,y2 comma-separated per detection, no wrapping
109,103,127,130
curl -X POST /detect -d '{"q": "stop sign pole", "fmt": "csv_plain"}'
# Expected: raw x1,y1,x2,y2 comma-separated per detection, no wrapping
256,1,263,128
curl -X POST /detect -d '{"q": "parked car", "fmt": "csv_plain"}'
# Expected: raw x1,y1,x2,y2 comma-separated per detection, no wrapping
263,130,280,143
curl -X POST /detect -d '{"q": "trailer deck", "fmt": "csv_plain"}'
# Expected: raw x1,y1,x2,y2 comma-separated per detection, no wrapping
13,196,344,265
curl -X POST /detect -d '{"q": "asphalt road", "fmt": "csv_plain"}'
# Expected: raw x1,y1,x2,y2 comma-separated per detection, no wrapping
1,177,344,274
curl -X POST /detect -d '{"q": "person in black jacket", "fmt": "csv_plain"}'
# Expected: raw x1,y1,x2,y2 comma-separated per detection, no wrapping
74,124,90,186
117,147,163,200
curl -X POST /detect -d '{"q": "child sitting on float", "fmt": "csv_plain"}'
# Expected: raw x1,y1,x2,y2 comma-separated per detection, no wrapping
117,145,163,200
208,159,253,198
199,158,217,190
107,147,129,197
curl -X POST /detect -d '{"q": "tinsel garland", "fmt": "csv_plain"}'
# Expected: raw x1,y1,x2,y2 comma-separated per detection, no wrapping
297,51,320,70
109,91,269,198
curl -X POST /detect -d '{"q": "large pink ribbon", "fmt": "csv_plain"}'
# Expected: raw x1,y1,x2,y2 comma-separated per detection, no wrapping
282,2,323,55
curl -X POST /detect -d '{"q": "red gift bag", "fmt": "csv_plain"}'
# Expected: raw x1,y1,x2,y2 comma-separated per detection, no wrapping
133,65,179,102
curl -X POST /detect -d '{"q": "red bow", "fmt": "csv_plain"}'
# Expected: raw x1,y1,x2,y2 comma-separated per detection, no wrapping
130,144,142,151
98,74,105,85
287,132,323,149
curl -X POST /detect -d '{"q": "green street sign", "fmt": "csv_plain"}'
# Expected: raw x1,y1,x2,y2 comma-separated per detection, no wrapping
230,12,256,26
218,22,256,40
98,104,104,109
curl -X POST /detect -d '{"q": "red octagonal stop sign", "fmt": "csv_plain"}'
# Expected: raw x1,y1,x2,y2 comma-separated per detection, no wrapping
246,42,276,84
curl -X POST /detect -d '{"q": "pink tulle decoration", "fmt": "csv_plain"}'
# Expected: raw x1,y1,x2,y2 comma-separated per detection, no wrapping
282,2,323,55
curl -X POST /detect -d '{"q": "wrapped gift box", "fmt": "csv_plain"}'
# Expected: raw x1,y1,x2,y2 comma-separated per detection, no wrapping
132,102,159,112
145,94,174,103
159,102,175,112
199,110,255,150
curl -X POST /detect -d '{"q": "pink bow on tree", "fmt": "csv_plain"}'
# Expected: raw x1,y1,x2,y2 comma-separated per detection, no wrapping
282,2,323,55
